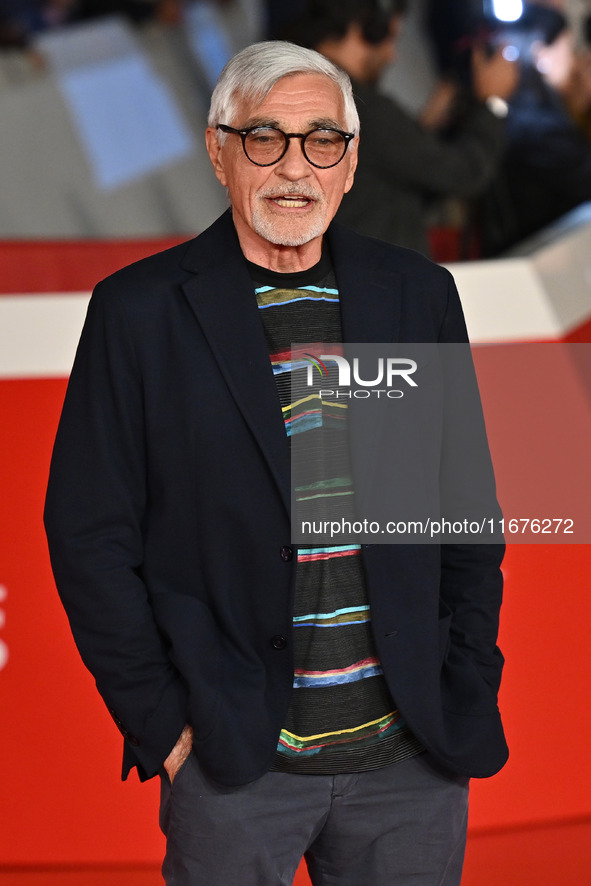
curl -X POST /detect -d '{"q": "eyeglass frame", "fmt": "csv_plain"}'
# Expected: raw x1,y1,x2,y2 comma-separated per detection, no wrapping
217,123,356,169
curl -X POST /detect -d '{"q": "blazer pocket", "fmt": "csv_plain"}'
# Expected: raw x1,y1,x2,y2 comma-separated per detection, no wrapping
152,593,221,740
440,643,499,716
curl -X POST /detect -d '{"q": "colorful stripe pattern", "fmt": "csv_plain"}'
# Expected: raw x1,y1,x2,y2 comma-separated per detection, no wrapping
293,656,383,688
251,258,422,772
278,711,403,755
296,544,360,562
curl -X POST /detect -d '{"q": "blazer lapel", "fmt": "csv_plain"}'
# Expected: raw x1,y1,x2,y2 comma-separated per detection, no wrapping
180,213,291,514
327,223,402,345
327,224,405,514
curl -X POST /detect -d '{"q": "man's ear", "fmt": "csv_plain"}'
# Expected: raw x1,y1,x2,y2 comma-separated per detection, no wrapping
205,127,228,186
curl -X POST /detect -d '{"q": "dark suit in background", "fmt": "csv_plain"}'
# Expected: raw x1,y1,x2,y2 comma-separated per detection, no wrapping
336,78,506,255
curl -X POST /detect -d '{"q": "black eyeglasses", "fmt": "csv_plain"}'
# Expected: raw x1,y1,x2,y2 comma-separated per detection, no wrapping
217,124,355,169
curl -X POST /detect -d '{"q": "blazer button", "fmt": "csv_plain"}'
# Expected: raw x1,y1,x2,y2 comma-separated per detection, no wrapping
271,635,287,650
280,545,293,562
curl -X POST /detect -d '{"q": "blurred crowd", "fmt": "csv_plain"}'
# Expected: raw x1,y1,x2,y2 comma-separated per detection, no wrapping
476,2,591,253
0,1,189,46
2,0,591,259
280,0,591,257
283,0,518,256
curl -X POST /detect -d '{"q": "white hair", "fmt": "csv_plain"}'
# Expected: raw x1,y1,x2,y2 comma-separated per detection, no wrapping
208,41,360,141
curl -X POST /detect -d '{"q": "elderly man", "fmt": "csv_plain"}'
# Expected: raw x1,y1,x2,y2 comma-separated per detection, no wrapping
45,41,507,886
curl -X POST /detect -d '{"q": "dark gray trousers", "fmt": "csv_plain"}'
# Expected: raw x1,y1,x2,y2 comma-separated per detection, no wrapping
160,752,469,886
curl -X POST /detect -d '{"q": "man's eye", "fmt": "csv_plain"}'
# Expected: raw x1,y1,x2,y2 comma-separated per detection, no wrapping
309,131,340,147
249,129,280,144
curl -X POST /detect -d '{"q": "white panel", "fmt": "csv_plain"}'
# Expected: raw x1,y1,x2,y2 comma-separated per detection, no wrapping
446,259,561,343
533,224,591,334
0,294,89,379
448,215,591,342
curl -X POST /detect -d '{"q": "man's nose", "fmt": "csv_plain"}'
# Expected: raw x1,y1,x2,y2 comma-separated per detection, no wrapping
275,137,311,178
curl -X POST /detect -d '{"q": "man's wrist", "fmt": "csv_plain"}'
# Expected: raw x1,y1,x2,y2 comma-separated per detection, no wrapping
163,724,193,781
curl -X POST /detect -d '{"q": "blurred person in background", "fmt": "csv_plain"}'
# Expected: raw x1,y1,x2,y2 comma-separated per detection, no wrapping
286,0,517,257
0,12,28,47
0,0,74,41
266,0,307,40
481,2,591,254
71,0,186,25
0,0,183,43
567,11,591,139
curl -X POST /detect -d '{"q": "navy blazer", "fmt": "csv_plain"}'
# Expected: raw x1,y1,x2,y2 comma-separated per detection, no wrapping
44,211,508,785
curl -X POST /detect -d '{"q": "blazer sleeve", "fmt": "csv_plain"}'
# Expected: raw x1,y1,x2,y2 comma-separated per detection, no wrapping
437,271,505,701
44,280,188,780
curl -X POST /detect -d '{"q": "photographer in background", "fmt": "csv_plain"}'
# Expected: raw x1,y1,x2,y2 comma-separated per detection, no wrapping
286,0,517,257
481,3,591,255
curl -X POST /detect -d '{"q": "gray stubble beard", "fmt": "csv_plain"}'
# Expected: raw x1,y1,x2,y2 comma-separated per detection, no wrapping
251,188,327,247
251,211,326,246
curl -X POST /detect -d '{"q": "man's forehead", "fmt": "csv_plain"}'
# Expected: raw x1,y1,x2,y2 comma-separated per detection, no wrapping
234,73,345,127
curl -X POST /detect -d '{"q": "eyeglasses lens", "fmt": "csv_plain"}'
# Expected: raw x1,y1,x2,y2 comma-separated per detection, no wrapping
244,128,347,167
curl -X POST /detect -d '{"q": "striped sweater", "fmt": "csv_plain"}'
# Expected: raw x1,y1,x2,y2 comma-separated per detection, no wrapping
249,251,423,773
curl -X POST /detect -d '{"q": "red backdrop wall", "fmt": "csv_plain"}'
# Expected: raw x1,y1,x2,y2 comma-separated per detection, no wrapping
1,242,590,868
